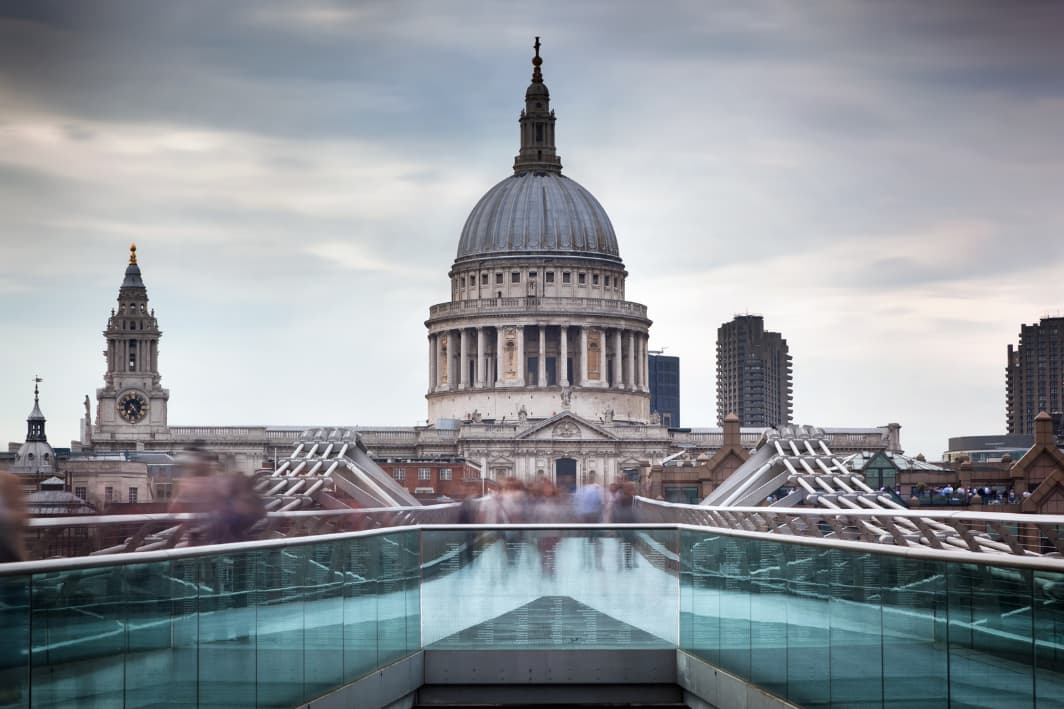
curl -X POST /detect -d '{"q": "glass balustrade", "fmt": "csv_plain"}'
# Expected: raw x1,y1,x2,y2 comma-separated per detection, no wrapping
680,529,1064,709
1,525,1063,708
1,531,420,709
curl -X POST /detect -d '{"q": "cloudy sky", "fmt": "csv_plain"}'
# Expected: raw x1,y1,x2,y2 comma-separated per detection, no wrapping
1,1,1062,459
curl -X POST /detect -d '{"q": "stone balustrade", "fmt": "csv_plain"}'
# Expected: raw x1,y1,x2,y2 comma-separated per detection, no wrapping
429,296,648,320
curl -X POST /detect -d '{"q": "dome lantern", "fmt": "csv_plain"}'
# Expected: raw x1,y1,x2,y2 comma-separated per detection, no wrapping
514,36,562,175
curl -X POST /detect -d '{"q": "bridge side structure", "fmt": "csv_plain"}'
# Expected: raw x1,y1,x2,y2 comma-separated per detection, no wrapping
3,516,1064,708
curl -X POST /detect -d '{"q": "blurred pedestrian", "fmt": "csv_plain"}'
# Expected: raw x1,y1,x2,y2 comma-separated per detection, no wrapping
610,480,637,569
533,480,565,577
0,471,28,563
575,473,605,569
214,471,266,543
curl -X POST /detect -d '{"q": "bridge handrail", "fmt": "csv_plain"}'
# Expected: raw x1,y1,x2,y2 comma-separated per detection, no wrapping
7,520,1064,579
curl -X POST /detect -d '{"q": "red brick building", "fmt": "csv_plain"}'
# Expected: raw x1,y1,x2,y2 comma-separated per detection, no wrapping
376,459,499,501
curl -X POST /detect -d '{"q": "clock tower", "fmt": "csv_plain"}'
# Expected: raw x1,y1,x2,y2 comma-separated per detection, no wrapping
91,244,170,445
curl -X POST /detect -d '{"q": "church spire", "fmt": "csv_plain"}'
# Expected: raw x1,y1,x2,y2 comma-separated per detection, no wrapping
514,36,562,175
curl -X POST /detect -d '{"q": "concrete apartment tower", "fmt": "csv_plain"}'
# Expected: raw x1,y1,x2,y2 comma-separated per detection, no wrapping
1007,317,1064,435
716,315,793,427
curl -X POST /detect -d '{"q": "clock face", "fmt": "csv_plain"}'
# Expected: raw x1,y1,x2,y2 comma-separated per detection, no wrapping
118,391,148,424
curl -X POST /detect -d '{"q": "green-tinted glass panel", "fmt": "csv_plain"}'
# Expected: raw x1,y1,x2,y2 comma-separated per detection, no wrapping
679,530,694,653
1034,569,1064,705
785,544,829,707
303,542,345,702
717,535,751,680
685,532,721,665
402,531,421,656
124,559,199,708
31,565,127,707
197,551,257,709
749,539,787,698
378,533,410,664
343,536,380,682
881,555,947,708
948,561,1034,708
828,548,883,707
256,547,307,708
0,574,29,709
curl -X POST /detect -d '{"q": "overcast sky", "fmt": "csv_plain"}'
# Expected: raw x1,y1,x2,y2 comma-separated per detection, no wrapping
1,1,1062,459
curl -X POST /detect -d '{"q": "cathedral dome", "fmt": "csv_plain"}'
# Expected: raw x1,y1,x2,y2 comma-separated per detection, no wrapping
455,171,620,264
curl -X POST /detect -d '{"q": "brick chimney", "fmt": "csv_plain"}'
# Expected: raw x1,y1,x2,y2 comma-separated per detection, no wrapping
1034,411,1054,446
723,412,740,448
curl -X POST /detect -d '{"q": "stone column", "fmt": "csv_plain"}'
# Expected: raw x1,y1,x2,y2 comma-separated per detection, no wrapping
475,327,485,388
613,329,622,389
428,334,437,393
516,325,526,386
559,325,569,387
598,329,607,387
579,326,588,385
495,328,504,387
459,328,468,389
538,324,547,386
448,330,458,390
627,330,636,391
641,334,649,392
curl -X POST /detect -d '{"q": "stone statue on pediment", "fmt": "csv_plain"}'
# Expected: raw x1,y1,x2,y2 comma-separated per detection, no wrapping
560,386,572,409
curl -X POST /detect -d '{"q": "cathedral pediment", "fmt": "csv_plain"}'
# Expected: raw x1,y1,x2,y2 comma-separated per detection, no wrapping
514,412,618,441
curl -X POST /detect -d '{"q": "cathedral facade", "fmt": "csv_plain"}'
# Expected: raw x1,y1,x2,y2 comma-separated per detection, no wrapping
76,42,898,491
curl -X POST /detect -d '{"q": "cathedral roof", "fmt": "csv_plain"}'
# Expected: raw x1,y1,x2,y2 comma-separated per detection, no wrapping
454,38,621,266
456,172,620,264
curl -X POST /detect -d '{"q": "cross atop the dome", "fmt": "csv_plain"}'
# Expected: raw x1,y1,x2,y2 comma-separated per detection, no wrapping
531,36,543,83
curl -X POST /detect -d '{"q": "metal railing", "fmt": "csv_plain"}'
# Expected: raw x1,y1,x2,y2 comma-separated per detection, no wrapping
635,497,1064,556
24,503,461,560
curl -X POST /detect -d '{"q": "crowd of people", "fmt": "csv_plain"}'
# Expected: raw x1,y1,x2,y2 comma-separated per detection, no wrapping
475,473,639,526
912,484,1029,505
463,473,643,575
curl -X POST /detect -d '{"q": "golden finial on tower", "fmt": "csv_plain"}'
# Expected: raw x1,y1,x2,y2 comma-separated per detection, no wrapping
129,243,137,265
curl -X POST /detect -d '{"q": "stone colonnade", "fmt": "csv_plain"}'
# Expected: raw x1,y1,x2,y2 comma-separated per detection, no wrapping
428,324,649,393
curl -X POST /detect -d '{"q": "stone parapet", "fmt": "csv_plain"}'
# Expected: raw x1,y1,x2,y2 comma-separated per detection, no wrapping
428,296,647,321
